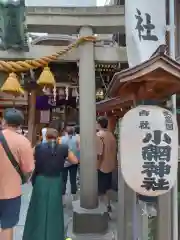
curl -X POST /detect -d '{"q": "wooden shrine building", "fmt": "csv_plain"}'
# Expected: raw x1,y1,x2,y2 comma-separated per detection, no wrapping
96,45,180,135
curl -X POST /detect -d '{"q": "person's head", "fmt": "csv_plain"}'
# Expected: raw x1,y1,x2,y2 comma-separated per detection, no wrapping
66,126,74,137
96,116,108,130
46,128,58,141
49,120,64,136
74,125,80,135
2,108,24,129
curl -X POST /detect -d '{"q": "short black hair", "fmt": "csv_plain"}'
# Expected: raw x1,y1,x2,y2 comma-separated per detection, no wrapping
3,108,24,127
74,125,80,134
97,116,108,129
49,120,63,133
66,121,76,127
66,126,75,136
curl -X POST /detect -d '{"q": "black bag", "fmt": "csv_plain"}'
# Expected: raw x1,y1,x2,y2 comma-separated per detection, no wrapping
0,132,27,184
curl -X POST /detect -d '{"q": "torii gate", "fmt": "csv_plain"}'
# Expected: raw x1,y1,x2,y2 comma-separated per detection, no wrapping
0,2,126,239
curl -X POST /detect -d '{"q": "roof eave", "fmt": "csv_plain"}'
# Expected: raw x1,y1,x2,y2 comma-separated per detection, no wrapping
107,53,180,98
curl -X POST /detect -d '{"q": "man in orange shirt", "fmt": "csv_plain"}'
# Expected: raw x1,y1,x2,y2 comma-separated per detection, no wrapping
0,109,34,240
96,116,117,212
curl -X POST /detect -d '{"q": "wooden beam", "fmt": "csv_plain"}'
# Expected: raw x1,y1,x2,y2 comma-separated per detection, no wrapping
27,90,36,145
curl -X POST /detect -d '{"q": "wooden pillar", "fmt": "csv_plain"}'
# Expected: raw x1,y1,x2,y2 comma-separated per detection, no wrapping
27,89,36,144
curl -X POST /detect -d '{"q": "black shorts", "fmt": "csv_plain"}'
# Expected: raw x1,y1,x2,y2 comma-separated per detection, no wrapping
98,170,112,195
0,196,21,229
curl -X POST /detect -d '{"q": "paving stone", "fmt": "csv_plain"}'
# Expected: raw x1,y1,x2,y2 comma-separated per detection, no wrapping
14,182,76,239
14,182,118,240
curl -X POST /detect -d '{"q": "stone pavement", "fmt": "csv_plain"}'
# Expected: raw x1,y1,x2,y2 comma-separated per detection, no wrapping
14,183,118,240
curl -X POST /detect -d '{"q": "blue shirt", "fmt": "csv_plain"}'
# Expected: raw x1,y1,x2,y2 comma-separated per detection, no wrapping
61,135,80,167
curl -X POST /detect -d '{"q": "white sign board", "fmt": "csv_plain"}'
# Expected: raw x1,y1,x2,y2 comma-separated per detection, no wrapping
40,110,50,123
120,105,178,197
125,0,166,67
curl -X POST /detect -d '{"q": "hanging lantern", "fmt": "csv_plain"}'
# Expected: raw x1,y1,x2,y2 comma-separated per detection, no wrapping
96,88,104,99
1,73,24,96
42,86,51,95
72,88,77,97
58,88,65,97
37,66,56,88
57,87,65,100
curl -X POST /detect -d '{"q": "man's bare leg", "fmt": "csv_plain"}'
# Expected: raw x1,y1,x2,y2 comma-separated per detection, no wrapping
99,191,112,212
0,228,13,240
106,190,112,212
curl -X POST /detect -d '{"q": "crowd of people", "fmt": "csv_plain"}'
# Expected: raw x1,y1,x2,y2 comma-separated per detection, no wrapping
0,108,117,240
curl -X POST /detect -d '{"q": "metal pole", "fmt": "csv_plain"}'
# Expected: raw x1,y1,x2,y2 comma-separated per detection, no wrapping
118,119,125,240
169,0,178,239
157,192,172,240
118,120,137,240
118,160,125,240
124,183,136,240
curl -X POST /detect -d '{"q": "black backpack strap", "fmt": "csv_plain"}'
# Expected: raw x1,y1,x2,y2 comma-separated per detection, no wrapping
0,132,24,181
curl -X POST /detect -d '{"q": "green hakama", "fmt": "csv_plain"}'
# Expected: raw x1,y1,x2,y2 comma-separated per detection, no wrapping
23,175,64,240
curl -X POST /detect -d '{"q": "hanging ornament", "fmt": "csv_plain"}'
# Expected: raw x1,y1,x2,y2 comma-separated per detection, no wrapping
75,88,79,103
1,73,24,97
65,87,69,100
53,85,56,102
37,66,56,88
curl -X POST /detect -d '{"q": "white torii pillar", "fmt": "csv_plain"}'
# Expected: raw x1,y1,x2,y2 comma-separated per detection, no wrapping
79,26,98,209
70,26,108,237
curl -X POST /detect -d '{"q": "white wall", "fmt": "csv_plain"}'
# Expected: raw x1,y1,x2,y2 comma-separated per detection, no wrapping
25,0,97,6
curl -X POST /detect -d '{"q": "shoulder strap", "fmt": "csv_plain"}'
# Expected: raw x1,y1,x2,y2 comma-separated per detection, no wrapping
0,132,24,180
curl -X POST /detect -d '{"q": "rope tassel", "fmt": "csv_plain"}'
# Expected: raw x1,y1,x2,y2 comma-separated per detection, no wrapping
37,66,56,88
1,73,24,96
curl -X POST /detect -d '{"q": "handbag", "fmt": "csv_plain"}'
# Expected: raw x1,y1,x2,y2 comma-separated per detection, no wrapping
0,132,27,184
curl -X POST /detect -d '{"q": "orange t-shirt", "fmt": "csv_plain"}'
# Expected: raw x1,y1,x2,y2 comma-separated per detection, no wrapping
97,130,117,173
0,129,35,199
